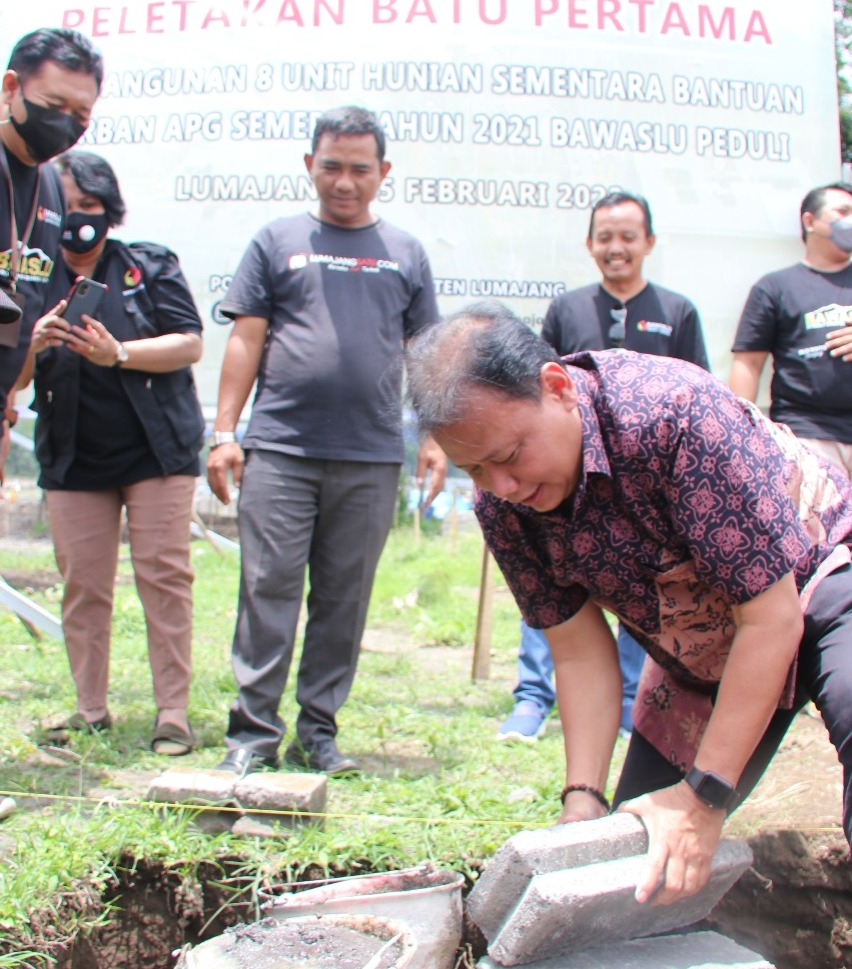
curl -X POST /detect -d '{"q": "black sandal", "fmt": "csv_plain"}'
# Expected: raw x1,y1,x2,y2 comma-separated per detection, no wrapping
151,721,195,756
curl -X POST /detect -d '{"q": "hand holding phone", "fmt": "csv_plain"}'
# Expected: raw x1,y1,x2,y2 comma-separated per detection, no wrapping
61,276,108,329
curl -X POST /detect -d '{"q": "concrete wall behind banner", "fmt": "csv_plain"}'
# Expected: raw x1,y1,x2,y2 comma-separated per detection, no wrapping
0,0,842,407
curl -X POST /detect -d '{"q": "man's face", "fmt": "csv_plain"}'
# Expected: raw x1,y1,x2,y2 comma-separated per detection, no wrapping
433,364,584,513
805,188,852,251
304,132,391,228
1,61,99,164
586,201,655,290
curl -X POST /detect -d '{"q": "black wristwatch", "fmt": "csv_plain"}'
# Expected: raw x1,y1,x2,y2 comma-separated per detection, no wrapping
684,767,740,811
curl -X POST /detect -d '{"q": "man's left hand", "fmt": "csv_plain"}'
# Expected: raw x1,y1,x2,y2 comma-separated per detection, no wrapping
827,325,852,362
415,433,447,507
618,781,726,906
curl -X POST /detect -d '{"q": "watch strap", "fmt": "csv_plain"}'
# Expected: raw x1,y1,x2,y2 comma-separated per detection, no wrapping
684,766,739,811
209,431,237,448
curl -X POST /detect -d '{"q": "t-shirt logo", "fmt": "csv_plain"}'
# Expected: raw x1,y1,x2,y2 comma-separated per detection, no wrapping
803,303,852,330
289,253,308,270
637,320,673,337
37,205,62,228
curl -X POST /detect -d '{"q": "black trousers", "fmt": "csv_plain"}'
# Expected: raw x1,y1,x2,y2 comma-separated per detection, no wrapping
613,564,852,846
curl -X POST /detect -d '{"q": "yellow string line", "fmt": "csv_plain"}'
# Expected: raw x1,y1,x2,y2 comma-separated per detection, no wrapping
0,789,543,827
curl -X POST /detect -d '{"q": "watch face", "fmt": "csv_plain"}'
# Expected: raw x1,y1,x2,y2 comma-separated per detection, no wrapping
687,768,737,810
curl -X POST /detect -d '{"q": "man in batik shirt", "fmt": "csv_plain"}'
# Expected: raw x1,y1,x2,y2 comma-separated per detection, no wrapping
406,300,852,907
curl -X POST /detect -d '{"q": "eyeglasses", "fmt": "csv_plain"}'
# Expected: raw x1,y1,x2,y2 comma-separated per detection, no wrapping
608,305,627,348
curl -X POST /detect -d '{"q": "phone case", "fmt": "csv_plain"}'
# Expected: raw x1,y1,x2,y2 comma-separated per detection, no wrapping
62,276,108,328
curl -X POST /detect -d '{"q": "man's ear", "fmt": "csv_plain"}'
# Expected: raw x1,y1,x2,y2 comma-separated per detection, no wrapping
303,152,314,176
1,70,20,105
379,160,392,180
540,361,576,402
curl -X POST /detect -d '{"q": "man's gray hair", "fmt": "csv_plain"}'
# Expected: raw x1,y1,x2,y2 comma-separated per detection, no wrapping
406,300,562,432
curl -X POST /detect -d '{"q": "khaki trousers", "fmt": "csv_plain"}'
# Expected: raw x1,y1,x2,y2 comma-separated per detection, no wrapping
45,476,195,719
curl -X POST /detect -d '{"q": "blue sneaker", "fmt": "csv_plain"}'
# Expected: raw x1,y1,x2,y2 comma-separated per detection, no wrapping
497,701,547,743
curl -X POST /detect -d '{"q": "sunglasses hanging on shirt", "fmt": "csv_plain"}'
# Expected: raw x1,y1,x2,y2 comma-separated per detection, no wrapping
608,304,627,348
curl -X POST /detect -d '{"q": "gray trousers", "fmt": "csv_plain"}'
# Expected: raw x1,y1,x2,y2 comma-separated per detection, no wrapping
225,449,400,757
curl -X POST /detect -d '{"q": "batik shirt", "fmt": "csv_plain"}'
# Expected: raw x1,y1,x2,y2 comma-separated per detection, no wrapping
476,351,852,769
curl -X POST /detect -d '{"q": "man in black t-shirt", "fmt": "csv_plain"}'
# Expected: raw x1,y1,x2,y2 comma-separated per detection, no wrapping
730,182,852,478
0,28,102,482
499,191,710,745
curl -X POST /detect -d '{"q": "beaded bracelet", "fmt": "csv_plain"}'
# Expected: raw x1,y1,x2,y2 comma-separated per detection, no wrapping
560,783,611,812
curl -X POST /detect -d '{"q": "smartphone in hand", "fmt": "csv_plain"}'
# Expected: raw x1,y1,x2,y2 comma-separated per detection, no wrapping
62,276,108,328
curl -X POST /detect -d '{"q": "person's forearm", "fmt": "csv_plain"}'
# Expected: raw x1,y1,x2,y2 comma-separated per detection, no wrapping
693,574,802,784
214,318,267,429
115,332,202,373
548,600,622,792
728,352,765,402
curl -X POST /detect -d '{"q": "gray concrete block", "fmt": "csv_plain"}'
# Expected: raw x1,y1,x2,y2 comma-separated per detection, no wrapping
146,767,237,805
467,814,648,940
487,839,753,966
477,930,774,968
234,771,326,814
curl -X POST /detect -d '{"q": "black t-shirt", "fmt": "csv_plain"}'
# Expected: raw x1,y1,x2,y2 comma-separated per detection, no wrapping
221,213,438,463
542,281,710,371
732,262,852,443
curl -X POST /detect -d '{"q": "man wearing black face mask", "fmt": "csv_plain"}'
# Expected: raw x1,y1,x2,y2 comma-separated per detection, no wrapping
0,28,102,483
731,182,852,478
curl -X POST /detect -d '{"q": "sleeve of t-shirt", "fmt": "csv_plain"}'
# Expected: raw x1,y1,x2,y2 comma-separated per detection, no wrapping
218,232,274,321
144,248,203,336
402,243,439,339
672,300,711,372
731,279,778,352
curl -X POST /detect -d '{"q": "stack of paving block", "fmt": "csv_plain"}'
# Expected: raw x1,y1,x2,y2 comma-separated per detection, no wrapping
467,813,774,969
146,766,326,837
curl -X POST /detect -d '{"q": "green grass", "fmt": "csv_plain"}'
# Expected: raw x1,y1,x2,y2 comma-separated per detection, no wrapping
0,519,627,961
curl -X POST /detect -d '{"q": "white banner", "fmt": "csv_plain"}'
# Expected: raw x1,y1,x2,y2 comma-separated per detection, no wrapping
0,0,841,403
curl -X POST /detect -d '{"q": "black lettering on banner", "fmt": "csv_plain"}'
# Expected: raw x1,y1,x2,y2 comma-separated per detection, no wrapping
404,177,548,206
79,115,157,145
255,63,275,91
471,114,541,146
694,126,791,161
555,183,622,209
162,112,224,142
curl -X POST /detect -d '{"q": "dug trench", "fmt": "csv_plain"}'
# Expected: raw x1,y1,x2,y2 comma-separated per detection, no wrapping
8,713,852,969
19,831,852,969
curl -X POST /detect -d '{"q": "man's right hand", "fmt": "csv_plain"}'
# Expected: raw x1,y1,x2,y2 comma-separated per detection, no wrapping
206,441,244,504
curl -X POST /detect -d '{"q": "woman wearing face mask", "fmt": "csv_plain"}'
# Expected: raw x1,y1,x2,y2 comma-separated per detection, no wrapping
22,149,204,756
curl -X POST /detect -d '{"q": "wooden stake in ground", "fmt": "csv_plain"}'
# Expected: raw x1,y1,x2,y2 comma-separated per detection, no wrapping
472,540,493,680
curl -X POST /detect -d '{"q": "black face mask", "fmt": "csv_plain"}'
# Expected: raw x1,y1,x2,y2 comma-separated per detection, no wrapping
11,97,86,164
62,210,110,254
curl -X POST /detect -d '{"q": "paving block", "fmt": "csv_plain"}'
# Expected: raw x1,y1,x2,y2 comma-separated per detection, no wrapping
146,766,238,806
146,768,327,837
477,929,774,968
235,772,327,825
467,814,649,940
486,839,753,966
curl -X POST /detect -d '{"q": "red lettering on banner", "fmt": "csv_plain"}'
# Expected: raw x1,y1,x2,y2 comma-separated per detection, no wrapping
277,0,305,24
569,0,589,28
147,2,166,31
599,0,623,30
628,0,654,32
744,10,771,42
661,2,689,35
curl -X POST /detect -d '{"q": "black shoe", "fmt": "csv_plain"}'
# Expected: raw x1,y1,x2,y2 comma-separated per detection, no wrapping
284,738,361,776
214,746,279,776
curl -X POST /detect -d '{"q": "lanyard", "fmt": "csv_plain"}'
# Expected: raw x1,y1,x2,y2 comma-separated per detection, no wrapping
0,141,42,290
